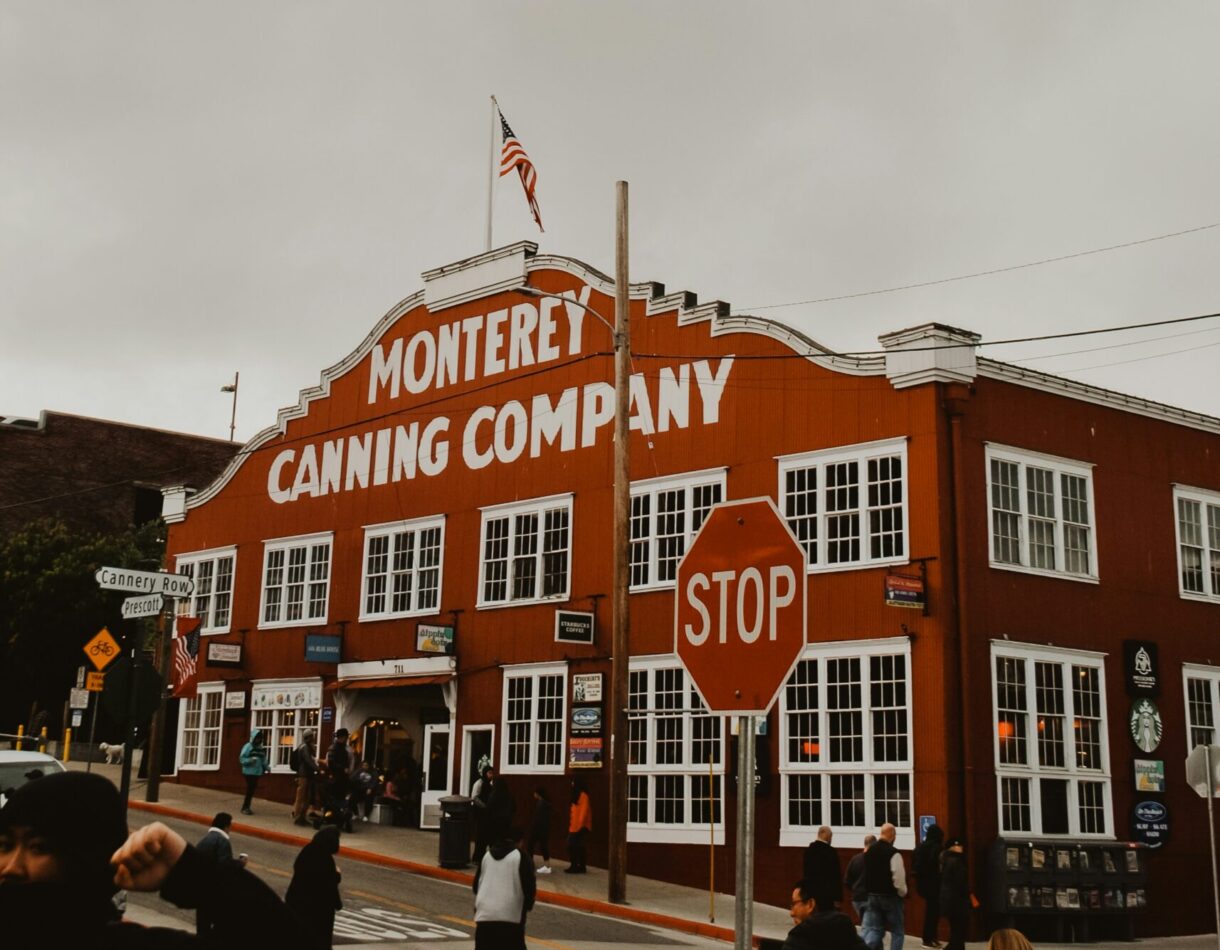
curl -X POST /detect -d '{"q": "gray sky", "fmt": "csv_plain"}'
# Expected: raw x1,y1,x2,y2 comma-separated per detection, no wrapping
4,2,1219,441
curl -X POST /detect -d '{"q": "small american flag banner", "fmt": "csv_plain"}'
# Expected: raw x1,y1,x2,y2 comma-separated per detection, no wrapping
171,616,202,699
499,107,543,232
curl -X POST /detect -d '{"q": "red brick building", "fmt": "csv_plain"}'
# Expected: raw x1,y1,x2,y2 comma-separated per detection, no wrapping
164,243,1220,938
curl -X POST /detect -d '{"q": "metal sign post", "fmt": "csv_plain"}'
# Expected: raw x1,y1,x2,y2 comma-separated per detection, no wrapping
734,715,756,950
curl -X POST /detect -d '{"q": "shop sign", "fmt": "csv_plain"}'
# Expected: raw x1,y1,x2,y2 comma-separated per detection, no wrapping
206,641,243,669
417,624,455,654
568,736,602,768
322,707,334,723
252,683,323,710
885,573,925,609
571,705,602,735
305,634,342,663
224,691,246,710
572,673,602,703
1131,800,1169,848
555,610,595,645
1123,640,1160,696
1134,759,1165,793
1129,698,1163,754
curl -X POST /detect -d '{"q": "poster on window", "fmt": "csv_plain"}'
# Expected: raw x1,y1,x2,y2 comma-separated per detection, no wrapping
568,736,603,768
251,682,322,710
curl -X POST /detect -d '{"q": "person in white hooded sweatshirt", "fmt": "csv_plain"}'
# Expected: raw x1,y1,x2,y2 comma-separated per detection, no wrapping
472,826,537,950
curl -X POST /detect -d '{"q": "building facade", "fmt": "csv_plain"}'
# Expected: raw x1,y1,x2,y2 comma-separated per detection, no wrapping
163,243,1220,937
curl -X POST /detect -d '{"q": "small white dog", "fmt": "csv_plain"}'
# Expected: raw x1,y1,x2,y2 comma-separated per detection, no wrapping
99,742,125,765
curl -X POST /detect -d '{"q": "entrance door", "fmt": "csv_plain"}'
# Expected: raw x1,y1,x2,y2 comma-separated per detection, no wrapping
420,723,451,829
461,726,494,795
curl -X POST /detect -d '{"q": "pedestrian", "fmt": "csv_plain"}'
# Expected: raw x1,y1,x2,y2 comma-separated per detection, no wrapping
194,812,247,935
527,787,553,873
325,728,354,831
473,826,537,950
844,834,876,922
291,730,319,826
471,764,496,864
238,728,269,816
860,822,908,950
487,773,515,846
939,837,970,950
783,878,867,950
565,776,592,874
350,760,380,823
987,929,1034,950
802,825,841,910
0,770,313,947
286,825,343,948
914,823,944,948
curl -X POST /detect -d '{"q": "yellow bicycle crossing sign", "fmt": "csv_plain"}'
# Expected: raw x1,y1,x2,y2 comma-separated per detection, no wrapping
84,627,121,671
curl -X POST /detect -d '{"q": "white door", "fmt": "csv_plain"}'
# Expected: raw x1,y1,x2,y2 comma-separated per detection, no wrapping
420,723,451,829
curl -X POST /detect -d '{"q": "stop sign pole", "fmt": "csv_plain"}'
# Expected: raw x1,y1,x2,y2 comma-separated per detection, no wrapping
675,497,808,950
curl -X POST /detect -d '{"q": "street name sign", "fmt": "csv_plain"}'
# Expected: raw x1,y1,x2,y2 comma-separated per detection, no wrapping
121,593,164,620
95,566,195,598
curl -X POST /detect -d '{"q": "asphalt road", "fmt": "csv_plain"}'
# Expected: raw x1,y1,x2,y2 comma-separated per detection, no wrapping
125,813,731,949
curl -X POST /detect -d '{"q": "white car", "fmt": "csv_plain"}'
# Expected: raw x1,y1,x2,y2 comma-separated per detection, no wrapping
0,750,67,806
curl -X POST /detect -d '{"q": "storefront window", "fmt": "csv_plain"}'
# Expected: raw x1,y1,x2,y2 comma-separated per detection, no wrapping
179,684,224,770
250,680,323,771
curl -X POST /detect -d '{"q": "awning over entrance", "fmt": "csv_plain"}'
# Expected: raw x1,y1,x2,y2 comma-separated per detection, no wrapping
328,674,453,690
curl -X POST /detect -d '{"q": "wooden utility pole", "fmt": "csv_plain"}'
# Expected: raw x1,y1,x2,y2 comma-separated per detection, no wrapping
607,180,631,904
145,604,173,802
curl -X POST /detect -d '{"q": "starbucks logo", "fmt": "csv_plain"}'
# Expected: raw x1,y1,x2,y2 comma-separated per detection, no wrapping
1129,699,1163,754
1134,647,1152,677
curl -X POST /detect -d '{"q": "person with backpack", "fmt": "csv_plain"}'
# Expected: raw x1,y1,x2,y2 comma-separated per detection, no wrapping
473,825,536,950
914,824,944,949
238,729,269,816
290,731,319,827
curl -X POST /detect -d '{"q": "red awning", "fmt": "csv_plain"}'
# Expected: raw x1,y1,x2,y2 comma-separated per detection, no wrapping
327,674,453,691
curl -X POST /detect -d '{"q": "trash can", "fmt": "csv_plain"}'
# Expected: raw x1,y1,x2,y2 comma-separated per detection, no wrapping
438,795,473,869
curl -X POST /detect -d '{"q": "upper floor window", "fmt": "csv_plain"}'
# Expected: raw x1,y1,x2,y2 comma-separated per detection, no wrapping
176,547,235,634
1175,486,1220,602
630,469,725,590
259,532,333,628
985,445,1097,581
991,641,1111,838
360,516,444,620
500,663,567,774
479,494,571,607
777,438,907,571
1184,664,1220,751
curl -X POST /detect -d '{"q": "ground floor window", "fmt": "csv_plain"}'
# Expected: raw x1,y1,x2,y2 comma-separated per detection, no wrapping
179,683,224,770
500,663,567,774
250,680,324,772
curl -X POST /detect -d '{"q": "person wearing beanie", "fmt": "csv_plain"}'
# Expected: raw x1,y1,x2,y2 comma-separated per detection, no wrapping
0,771,317,948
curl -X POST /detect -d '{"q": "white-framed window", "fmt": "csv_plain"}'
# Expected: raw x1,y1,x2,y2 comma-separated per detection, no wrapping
628,655,725,844
777,438,907,572
779,638,913,849
175,547,236,634
250,680,324,772
985,444,1098,582
500,663,567,774
178,682,225,770
1184,664,1220,751
259,532,333,628
630,469,726,590
1174,485,1220,602
991,641,1112,838
478,494,572,607
360,516,445,620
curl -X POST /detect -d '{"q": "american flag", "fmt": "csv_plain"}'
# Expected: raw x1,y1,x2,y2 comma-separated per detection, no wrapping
172,617,201,699
498,108,543,232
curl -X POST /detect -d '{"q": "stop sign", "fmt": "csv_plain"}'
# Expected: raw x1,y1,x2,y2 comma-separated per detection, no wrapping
675,497,807,715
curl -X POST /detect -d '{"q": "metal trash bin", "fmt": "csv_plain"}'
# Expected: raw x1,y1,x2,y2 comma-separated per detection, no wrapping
438,795,473,869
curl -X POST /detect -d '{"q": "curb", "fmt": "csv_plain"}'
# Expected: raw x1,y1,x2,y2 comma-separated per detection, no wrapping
129,799,754,945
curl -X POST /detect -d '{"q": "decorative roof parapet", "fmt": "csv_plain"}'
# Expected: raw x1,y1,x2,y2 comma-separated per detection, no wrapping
878,323,981,389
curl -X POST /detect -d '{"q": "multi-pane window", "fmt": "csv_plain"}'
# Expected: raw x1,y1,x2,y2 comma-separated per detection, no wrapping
179,684,224,769
1184,665,1220,751
360,517,444,620
479,496,572,606
628,659,724,843
777,438,907,571
1174,486,1220,602
991,643,1112,837
630,470,725,589
176,548,236,633
259,533,333,627
985,445,1097,580
250,681,323,771
779,639,913,848
500,665,566,773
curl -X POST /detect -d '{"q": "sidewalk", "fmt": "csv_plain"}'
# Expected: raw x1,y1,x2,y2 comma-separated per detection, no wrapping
73,760,1211,949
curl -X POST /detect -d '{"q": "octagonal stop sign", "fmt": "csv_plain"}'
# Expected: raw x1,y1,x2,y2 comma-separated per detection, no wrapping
675,497,807,715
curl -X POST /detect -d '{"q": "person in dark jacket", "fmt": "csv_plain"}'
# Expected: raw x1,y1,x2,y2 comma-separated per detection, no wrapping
844,834,876,921
471,765,496,864
473,828,537,950
938,837,970,950
784,878,867,950
194,812,247,935
286,826,343,948
0,771,316,949
913,823,944,948
802,825,842,910
324,729,355,831
527,787,553,873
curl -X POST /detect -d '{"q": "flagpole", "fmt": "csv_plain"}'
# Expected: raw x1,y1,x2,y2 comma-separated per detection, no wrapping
486,95,498,251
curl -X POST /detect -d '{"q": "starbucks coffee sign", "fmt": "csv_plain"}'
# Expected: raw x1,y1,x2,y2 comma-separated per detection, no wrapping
1129,698,1163,753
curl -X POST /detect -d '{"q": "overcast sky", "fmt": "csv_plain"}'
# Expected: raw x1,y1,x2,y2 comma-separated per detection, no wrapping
4,2,1219,442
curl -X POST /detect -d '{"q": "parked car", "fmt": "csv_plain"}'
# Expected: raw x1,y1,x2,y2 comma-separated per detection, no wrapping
0,750,67,806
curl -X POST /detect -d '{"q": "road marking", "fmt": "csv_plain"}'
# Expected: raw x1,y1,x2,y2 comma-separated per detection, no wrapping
346,886,426,914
